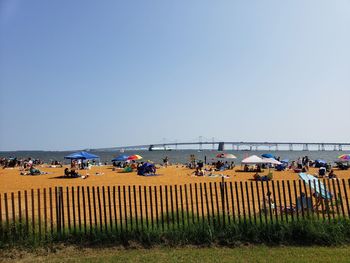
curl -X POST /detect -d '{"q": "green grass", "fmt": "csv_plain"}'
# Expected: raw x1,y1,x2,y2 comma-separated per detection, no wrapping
1,217,350,248
2,246,350,263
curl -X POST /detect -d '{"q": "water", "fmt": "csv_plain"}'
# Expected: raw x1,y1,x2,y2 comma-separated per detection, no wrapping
0,150,346,164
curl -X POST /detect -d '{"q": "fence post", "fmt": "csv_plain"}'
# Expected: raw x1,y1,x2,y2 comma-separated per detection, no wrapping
281,181,288,222
49,188,53,236
245,182,251,224
194,183,199,224
184,185,190,227
82,187,87,234
306,180,314,218
336,180,345,218
66,187,71,234
255,181,262,224
112,186,117,232
209,183,216,227
225,182,230,225
322,179,331,221
240,181,246,224
93,186,98,232
160,185,164,230
311,180,318,219
97,187,103,233
108,186,113,232
331,180,340,218
11,193,16,239
250,182,256,224
169,185,174,229
123,186,128,231
342,179,350,218
133,185,138,231
230,182,236,223
189,184,194,225
154,186,159,229
234,182,241,224
271,181,278,223
149,186,154,230
0,194,2,239
287,181,294,222
43,189,47,238
175,185,180,228
144,186,149,229
327,179,335,219
221,178,226,227
204,183,210,226
326,182,335,219
180,185,185,228
276,181,283,222
298,180,304,219
77,186,82,232
55,188,60,237
214,182,220,225
87,187,93,234
31,189,35,237
37,189,41,239
71,187,76,234
138,185,143,230
260,181,267,224
128,186,133,230
293,181,299,221
317,180,326,221
4,193,9,239
102,186,107,233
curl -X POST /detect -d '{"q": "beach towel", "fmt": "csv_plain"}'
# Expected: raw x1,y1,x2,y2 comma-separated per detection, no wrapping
140,173,159,176
206,173,229,179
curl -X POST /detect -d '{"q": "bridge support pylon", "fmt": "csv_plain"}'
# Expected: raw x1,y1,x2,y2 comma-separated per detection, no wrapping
218,142,225,151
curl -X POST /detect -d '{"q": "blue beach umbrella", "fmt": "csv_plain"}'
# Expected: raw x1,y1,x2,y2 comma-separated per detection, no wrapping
262,153,275,159
64,151,99,160
315,159,326,164
298,173,332,199
111,155,129,162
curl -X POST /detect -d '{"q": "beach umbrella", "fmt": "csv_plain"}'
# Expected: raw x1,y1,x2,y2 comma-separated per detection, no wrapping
338,154,350,161
111,155,129,162
261,153,275,159
315,159,326,164
298,173,332,199
127,154,143,161
64,151,99,160
241,155,265,164
262,158,282,165
216,153,237,159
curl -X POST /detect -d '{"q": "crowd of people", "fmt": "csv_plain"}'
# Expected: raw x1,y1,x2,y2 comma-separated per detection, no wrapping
1,157,45,168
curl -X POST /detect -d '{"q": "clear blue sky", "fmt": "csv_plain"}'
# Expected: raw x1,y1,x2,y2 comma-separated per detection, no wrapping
0,0,349,151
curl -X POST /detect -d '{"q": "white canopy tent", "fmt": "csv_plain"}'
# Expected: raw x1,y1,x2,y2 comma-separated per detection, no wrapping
241,155,265,164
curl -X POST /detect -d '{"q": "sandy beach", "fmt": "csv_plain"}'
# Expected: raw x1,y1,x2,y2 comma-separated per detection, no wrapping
1,165,349,194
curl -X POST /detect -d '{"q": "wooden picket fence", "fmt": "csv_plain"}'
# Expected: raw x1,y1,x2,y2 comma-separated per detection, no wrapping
1,179,350,240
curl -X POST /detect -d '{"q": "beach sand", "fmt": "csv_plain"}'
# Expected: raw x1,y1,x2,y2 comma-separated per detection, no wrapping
0,165,349,194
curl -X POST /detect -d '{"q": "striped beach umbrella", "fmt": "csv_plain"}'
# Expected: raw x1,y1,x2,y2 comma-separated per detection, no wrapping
127,154,143,161
338,154,350,161
216,153,237,159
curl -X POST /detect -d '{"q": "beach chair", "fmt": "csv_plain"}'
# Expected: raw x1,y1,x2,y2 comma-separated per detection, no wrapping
296,196,312,211
122,167,133,173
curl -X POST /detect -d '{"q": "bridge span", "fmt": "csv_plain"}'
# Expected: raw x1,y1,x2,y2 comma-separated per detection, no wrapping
97,141,350,152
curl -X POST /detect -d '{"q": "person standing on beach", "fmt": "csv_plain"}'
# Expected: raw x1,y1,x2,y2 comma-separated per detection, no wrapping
163,156,169,167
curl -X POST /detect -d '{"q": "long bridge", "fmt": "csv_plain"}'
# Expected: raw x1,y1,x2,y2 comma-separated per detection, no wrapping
96,141,350,152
